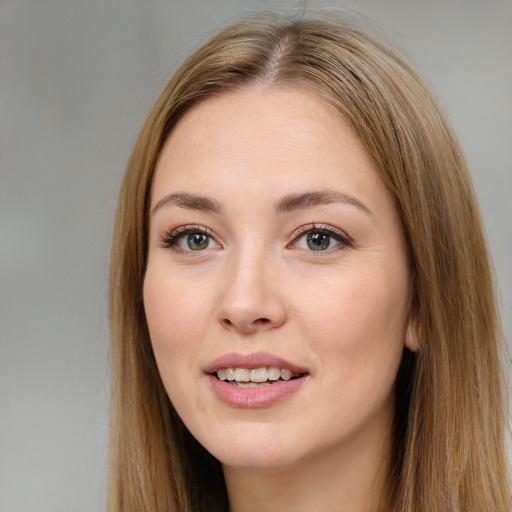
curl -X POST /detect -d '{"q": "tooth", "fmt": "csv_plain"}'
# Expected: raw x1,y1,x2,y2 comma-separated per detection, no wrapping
234,368,250,382
250,367,268,382
267,367,281,380
217,368,227,380
281,369,292,381
225,368,235,381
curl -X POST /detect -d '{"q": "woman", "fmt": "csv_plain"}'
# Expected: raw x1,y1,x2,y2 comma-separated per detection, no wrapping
108,14,510,512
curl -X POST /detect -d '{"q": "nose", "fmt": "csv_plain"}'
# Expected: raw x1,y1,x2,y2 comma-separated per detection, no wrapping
216,252,287,335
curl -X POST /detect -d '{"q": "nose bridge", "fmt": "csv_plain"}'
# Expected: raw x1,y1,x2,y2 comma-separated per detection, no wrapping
217,240,285,333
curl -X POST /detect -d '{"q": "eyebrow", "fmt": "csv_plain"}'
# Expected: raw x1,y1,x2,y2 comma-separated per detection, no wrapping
152,189,372,217
152,192,223,215
274,190,373,217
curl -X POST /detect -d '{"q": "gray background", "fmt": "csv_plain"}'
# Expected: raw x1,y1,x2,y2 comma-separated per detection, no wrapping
0,1,510,511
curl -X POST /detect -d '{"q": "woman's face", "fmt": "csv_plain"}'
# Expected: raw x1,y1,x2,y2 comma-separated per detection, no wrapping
144,86,414,472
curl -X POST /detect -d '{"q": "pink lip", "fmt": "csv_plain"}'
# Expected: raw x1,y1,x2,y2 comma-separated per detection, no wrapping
205,352,309,408
207,375,307,408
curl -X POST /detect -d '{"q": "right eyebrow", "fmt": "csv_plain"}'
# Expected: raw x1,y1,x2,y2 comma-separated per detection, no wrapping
151,192,224,215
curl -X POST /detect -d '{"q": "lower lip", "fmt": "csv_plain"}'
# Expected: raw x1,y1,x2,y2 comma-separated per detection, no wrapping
207,374,307,408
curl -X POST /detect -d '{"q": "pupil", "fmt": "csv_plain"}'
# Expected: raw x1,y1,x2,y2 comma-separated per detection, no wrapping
307,232,330,250
187,233,209,250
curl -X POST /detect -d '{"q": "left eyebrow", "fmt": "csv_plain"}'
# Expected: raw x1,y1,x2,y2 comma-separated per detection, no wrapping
274,190,373,217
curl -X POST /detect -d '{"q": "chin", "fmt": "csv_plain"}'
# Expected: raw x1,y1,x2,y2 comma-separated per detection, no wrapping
219,450,301,474
203,430,309,473
211,436,320,473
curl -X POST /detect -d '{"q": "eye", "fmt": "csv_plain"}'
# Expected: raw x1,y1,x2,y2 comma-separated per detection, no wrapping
179,232,214,251
291,225,352,252
160,225,219,252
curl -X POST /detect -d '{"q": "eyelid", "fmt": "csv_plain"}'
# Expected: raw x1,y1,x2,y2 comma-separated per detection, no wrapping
158,224,219,250
288,223,353,250
157,222,352,252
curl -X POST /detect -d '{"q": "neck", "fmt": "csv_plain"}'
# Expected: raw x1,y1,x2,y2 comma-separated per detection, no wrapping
222,421,392,512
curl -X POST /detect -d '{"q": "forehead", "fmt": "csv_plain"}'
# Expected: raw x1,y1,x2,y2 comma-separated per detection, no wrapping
151,85,386,211
161,85,369,162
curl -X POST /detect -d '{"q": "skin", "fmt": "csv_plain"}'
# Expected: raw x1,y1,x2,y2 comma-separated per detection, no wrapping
144,86,415,512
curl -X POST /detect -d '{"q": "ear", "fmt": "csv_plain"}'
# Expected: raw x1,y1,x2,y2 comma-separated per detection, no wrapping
405,315,420,352
405,271,420,352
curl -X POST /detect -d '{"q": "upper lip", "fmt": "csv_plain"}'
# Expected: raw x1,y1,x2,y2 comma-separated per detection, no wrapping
205,352,309,375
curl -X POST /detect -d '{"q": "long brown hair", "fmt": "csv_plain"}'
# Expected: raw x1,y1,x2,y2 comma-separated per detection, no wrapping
108,14,510,511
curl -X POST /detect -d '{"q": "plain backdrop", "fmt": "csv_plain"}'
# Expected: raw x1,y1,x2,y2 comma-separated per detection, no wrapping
0,1,511,511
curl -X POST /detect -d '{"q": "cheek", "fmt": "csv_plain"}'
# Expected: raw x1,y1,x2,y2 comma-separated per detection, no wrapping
143,268,215,419
143,268,209,369
297,267,409,381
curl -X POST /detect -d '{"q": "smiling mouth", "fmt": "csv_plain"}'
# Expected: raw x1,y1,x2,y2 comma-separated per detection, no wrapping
215,367,305,387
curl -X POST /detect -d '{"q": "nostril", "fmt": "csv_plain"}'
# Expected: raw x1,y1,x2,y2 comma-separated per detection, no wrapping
220,316,272,331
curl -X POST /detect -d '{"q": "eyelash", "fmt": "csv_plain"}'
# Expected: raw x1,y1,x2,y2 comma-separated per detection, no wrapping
290,223,354,251
159,225,214,249
158,223,353,252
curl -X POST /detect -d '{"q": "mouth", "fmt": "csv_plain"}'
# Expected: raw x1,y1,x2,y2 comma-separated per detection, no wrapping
206,353,309,407
214,366,304,387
